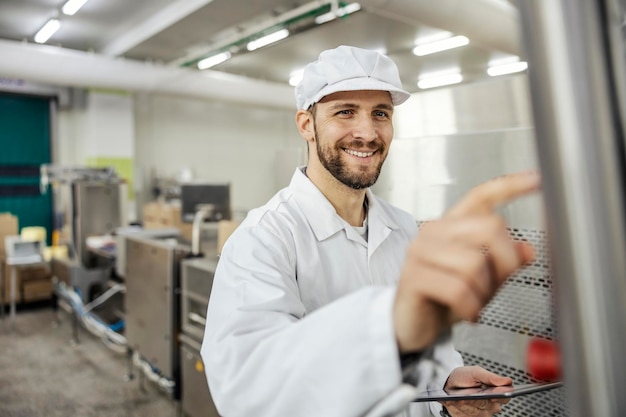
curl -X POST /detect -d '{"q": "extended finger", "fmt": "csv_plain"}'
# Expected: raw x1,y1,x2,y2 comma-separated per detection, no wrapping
446,171,540,219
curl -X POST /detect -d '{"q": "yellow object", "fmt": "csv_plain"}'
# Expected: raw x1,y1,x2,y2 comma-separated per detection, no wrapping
52,230,60,247
195,359,204,372
21,226,46,243
43,245,69,261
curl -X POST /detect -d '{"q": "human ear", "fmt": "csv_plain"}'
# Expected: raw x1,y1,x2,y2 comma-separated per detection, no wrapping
295,110,315,143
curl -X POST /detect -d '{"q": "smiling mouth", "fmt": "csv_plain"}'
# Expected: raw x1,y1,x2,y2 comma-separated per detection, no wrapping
343,148,375,158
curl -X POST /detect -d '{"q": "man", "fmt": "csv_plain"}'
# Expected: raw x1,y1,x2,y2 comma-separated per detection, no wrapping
201,45,539,417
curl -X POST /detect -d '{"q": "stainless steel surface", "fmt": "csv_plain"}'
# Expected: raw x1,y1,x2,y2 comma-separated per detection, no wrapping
180,257,218,341
73,181,123,268
179,334,220,417
114,227,180,279
373,75,539,226
374,128,541,227
124,235,191,383
518,0,626,415
452,228,566,416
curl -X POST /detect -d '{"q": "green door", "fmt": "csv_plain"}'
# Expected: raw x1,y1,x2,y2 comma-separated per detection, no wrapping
0,93,53,244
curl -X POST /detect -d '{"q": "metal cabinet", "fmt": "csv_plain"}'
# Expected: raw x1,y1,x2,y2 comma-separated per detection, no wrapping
179,257,220,417
124,234,191,389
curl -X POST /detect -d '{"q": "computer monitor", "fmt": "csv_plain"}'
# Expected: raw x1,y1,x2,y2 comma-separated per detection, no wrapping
180,183,231,223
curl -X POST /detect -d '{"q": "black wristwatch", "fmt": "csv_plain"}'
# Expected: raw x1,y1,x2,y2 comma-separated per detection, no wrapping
399,351,423,384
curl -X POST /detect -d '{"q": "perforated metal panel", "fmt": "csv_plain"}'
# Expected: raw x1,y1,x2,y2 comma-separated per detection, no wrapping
456,228,568,417
480,228,556,340
460,352,567,417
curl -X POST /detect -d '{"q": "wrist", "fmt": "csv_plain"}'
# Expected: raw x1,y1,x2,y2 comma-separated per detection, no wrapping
399,350,424,385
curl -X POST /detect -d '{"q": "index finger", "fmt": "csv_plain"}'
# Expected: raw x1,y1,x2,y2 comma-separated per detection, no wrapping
446,171,541,218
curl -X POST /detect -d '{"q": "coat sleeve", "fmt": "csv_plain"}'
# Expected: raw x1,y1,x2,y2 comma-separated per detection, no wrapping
201,220,461,417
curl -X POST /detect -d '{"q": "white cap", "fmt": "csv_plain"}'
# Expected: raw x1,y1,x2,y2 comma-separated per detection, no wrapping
295,45,411,110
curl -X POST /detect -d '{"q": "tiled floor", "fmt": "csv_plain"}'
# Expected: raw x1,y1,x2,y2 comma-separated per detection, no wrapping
0,302,179,417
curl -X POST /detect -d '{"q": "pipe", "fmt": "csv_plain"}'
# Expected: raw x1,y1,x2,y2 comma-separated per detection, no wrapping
359,0,520,56
191,204,216,255
517,0,626,415
54,280,175,393
0,39,295,109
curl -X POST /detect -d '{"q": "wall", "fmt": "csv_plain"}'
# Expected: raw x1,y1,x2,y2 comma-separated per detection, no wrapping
133,93,304,218
375,73,542,229
52,74,535,224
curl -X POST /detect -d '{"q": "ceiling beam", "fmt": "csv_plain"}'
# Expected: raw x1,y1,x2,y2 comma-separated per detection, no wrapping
99,0,216,57
0,39,295,109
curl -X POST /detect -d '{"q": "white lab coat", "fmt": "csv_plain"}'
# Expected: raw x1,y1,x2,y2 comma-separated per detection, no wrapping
201,167,463,417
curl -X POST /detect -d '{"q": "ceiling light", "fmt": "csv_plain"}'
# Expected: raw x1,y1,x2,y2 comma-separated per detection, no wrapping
247,29,289,51
315,12,336,24
34,19,61,44
315,3,361,25
337,3,362,17
417,72,463,89
412,35,469,57
197,51,232,70
487,61,528,77
62,0,89,16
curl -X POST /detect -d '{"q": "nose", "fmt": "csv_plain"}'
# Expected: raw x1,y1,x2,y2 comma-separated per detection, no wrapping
351,115,379,142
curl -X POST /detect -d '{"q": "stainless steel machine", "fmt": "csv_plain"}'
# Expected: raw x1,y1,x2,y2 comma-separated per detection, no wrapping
179,256,220,417
124,233,191,398
41,165,126,303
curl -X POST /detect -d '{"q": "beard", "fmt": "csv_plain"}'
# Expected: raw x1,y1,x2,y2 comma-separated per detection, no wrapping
315,132,387,190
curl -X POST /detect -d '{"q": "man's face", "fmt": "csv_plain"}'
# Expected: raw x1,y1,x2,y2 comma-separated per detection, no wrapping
311,90,394,189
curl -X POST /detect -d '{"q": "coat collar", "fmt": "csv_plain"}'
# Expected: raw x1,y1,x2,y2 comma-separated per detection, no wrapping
290,167,399,243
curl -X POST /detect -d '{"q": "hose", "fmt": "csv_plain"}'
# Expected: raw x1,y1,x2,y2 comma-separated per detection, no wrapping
53,280,176,393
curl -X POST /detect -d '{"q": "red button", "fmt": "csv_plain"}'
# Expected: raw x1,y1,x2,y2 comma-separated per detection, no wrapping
527,337,562,382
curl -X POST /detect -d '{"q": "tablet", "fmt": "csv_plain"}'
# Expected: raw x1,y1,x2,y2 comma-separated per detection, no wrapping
412,381,563,402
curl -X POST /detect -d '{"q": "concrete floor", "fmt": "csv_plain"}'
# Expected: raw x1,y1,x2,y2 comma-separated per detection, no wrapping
0,302,179,417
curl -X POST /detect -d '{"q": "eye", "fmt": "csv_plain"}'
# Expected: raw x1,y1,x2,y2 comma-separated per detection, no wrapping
336,109,354,116
374,110,390,119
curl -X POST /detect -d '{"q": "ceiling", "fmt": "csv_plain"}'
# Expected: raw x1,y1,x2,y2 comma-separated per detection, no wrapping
0,0,523,100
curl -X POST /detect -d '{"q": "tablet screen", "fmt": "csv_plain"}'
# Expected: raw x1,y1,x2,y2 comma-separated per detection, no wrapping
412,381,563,402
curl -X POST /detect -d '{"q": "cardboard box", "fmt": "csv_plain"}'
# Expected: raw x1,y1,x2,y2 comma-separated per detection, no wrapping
2,263,53,304
142,201,191,239
0,213,18,258
217,220,240,254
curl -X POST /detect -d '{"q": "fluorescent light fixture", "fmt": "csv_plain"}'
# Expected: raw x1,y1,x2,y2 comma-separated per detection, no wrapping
34,19,61,44
197,51,232,70
487,61,528,77
315,3,361,24
62,0,89,15
247,29,289,51
417,72,463,89
289,69,304,86
337,3,362,17
413,35,469,57
315,11,336,24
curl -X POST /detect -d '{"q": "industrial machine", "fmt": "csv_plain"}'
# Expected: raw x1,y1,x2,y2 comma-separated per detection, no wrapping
40,165,125,304
124,199,224,406
179,256,220,417
124,233,191,398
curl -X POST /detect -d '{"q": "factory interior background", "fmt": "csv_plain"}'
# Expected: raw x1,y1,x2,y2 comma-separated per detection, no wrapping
2,0,626,416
